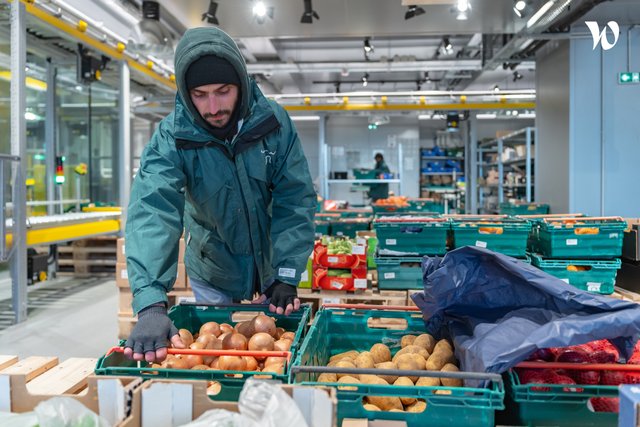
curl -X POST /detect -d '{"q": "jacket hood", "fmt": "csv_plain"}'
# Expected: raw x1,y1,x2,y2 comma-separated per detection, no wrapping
174,27,252,134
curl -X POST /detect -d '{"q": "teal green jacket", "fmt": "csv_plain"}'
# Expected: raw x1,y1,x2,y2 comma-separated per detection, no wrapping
368,160,391,201
125,27,316,314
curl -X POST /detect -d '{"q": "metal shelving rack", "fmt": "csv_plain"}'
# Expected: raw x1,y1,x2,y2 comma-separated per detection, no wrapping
419,150,465,213
476,127,535,214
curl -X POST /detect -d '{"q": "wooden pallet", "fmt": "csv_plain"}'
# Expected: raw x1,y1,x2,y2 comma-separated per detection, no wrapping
611,286,640,303
0,354,140,424
298,288,407,315
57,236,118,277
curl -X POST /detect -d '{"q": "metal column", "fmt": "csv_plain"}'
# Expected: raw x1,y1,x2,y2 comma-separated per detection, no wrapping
118,61,131,234
10,0,28,324
468,113,477,213
525,127,532,202
397,143,403,195
45,59,56,216
497,138,504,204
319,114,328,199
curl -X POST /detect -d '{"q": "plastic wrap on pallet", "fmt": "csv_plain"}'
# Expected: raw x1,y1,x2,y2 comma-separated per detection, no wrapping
410,246,640,382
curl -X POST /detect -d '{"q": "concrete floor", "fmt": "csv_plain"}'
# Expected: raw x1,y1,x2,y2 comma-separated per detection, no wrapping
0,273,119,359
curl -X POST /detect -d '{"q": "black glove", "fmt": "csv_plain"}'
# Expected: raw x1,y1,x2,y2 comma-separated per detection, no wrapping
125,305,178,355
264,280,297,311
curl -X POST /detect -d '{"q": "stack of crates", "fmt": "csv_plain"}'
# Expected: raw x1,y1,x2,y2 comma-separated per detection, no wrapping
329,209,372,238
499,202,550,216
448,215,532,259
314,213,339,238
311,236,368,291
526,216,626,295
373,215,449,290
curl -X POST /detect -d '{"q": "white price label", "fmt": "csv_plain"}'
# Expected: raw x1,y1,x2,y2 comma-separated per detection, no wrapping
121,269,128,279
609,233,619,239
475,241,487,248
322,297,341,305
327,256,339,264
329,280,344,290
354,279,368,289
336,232,344,236
560,278,570,284
177,296,196,304
356,238,366,246
352,246,365,255
566,239,578,246
300,270,309,282
384,272,396,279
587,282,602,292
386,239,397,245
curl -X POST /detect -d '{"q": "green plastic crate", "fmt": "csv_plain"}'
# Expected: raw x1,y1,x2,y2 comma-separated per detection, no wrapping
530,254,620,294
372,205,413,215
499,203,550,216
536,218,626,259
315,220,331,237
450,218,532,257
375,256,423,290
505,370,617,427
331,219,371,237
408,199,445,214
354,168,378,179
291,308,504,427
95,304,311,401
332,209,373,219
373,217,449,255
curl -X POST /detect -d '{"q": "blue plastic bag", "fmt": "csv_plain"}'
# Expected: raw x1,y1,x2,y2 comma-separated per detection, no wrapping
411,246,640,376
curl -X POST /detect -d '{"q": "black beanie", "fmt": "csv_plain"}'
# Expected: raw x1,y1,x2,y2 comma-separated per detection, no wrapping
185,55,240,90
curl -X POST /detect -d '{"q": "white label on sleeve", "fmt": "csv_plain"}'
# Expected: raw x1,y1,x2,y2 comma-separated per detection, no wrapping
475,241,487,248
354,279,367,289
384,272,396,279
278,267,296,278
566,239,578,246
327,256,339,263
352,246,365,255
121,269,128,279
560,278,570,284
587,282,602,292
322,297,340,305
356,238,366,246
386,239,397,245
609,233,619,239
300,270,309,282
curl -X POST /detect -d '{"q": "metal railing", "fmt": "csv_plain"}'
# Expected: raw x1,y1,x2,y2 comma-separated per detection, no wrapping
0,153,21,262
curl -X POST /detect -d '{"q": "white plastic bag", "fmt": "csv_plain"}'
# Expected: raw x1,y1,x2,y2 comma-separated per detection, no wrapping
238,379,309,427
0,411,38,427
178,409,258,427
34,397,110,427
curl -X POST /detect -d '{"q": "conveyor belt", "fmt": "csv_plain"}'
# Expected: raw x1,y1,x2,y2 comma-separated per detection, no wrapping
5,212,121,247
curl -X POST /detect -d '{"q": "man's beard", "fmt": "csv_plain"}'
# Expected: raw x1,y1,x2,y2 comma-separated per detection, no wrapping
203,110,232,128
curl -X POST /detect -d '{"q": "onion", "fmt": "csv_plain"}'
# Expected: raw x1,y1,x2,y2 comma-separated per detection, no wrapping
248,332,275,352
243,356,259,371
222,333,248,351
209,358,219,369
196,333,214,347
262,363,284,374
235,321,255,338
178,329,194,347
192,364,210,370
218,355,247,371
275,327,286,339
199,322,221,337
218,332,230,342
264,356,287,366
556,348,590,364
219,323,234,335
189,342,205,350
207,381,221,395
273,339,292,352
183,354,204,368
166,358,190,370
251,314,277,337
281,332,296,341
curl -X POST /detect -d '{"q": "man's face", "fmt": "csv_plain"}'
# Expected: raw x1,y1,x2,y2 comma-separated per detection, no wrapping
189,83,239,128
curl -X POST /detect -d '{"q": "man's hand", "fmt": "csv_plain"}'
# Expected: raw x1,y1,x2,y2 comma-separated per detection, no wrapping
252,281,300,316
124,304,185,363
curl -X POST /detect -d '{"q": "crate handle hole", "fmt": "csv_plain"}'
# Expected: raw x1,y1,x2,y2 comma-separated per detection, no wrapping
478,227,503,235
231,311,261,322
586,397,618,413
361,397,426,413
566,265,592,272
400,227,423,234
575,227,600,235
206,380,222,396
367,317,408,330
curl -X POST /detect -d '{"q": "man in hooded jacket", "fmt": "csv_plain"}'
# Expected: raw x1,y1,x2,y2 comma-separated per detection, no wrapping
123,27,316,363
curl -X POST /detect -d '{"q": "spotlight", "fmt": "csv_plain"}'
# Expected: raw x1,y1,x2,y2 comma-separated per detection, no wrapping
300,0,319,24
441,37,453,55
513,71,523,82
362,73,369,87
364,38,374,54
493,85,500,92
405,5,425,20
425,71,431,83
513,0,531,18
252,1,274,24
455,0,470,20
202,1,219,25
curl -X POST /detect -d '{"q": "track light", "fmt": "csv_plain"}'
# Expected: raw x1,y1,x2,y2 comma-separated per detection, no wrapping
493,85,500,92
513,0,531,18
364,37,374,61
455,0,470,20
440,37,453,55
252,1,274,24
362,73,369,87
300,0,319,24
405,5,425,20
513,71,523,82
202,1,219,25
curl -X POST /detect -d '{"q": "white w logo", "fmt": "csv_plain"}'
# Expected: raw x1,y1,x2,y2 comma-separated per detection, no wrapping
585,21,620,51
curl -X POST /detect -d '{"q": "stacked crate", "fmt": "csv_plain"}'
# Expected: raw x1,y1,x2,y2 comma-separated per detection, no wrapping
116,237,192,339
373,215,449,290
311,236,368,291
527,216,626,295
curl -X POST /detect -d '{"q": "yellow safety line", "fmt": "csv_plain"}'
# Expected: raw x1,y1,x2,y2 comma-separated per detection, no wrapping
284,102,536,112
21,0,176,90
6,219,121,246
82,206,122,213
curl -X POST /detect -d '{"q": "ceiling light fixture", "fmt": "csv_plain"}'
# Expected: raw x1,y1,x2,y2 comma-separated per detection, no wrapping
455,0,470,20
405,5,426,20
513,0,530,17
362,73,369,87
128,1,174,59
513,71,523,82
202,1,219,25
493,84,500,92
300,0,319,24
252,1,274,24
527,0,556,29
441,37,454,55
363,37,374,61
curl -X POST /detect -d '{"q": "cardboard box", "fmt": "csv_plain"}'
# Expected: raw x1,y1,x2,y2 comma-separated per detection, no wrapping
313,266,368,291
117,380,336,427
116,238,186,264
116,263,186,289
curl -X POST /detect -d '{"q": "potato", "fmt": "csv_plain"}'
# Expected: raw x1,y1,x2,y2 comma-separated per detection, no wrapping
355,351,375,369
415,376,440,387
389,409,404,412
329,350,359,362
394,353,426,382
393,377,416,406
338,375,361,384
317,373,337,383
400,335,417,348
433,339,453,355
359,374,388,385
366,395,403,412
440,363,463,387
370,343,391,364
425,353,448,371
405,400,427,413
363,404,381,412
393,345,430,361
413,334,437,353
335,359,356,379
374,361,398,384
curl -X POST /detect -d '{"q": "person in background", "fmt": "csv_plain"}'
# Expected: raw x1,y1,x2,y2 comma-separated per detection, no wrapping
368,152,391,202
123,26,316,363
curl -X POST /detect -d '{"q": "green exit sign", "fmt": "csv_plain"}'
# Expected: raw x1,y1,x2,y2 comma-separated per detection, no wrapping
619,72,640,84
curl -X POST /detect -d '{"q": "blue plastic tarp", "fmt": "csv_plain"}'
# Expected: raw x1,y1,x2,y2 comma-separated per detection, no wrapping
411,246,640,377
